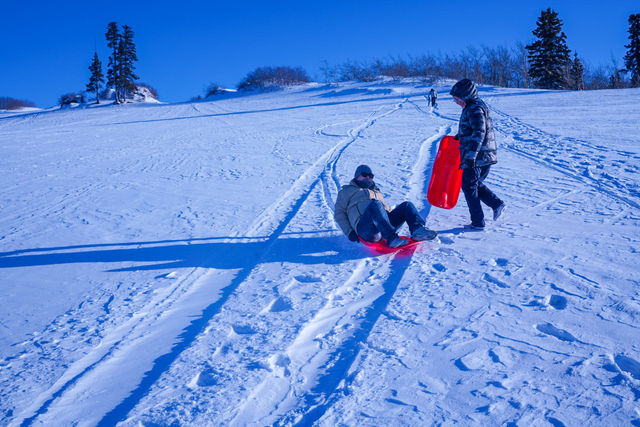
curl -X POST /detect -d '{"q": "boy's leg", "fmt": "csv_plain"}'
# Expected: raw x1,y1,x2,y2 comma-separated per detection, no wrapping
387,201,425,233
462,166,485,227
356,200,397,242
477,166,503,210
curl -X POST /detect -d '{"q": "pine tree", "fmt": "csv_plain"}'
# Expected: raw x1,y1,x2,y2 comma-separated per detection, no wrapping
119,25,139,100
624,14,640,87
526,8,571,89
568,52,585,90
86,52,105,104
105,22,121,103
105,22,140,103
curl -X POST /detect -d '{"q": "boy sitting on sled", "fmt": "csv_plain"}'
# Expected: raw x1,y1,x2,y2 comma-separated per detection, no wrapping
334,165,437,248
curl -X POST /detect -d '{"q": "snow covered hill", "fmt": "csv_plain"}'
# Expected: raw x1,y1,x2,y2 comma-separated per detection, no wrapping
1,80,639,426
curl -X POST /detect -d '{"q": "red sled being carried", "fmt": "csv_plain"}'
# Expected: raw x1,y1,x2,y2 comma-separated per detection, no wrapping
427,135,463,209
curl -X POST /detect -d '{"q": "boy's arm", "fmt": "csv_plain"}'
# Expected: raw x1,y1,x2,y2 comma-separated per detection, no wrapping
465,104,486,154
334,190,354,236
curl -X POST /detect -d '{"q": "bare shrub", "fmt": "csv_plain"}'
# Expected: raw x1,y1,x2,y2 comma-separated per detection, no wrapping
238,66,310,91
205,83,226,97
0,97,36,110
59,93,85,106
376,57,411,80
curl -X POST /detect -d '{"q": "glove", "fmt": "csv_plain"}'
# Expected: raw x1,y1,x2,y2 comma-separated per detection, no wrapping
460,152,477,169
348,230,359,242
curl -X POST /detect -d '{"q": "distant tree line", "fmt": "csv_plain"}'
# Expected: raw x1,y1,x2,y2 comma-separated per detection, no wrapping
207,9,637,99
0,97,35,110
310,10,640,91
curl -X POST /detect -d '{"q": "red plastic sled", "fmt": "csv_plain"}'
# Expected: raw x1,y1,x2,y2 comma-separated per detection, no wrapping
427,135,463,209
359,236,421,254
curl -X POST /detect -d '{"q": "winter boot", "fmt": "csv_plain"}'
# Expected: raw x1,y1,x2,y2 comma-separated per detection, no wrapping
411,226,438,241
463,223,485,231
387,236,410,248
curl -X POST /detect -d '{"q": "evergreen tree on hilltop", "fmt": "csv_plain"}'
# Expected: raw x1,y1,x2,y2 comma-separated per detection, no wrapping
118,25,139,100
568,52,585,90
526,8,571,89
105,22,140,103
106,22,122,103
624,13,640,87
86,52,105,104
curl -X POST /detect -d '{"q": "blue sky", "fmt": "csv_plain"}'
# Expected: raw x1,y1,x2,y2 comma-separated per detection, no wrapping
2,1,637,107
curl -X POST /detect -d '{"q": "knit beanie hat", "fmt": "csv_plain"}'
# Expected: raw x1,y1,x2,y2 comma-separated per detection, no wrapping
450,78,478,101
354,164,374,179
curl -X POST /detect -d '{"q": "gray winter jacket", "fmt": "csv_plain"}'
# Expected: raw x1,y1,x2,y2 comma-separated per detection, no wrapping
334,180,391,236
457,97,497,167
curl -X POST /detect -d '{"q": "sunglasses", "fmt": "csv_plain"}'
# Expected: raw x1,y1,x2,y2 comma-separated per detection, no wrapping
360,172,374,178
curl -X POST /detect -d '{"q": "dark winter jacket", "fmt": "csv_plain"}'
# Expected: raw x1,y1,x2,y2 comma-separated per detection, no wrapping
457,97,497,167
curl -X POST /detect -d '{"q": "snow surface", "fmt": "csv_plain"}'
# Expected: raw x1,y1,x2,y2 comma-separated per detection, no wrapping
1,80,639,426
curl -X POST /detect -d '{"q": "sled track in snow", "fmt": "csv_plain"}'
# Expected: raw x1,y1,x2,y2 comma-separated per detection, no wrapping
243,102,449,426
227,100,417,424
275,255,416,426
11,100,409,426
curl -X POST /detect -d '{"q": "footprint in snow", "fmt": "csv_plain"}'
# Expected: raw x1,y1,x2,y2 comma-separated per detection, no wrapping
384,397,418,411
614,354,640,380
195,368,224,387
231,324,256,335
535,323,576,342
525,294,568,310
548,295,567,310
294,275,322,283
433,263,446,272
546,416,567,427
483,273,509,288
524,296,546,308
438,236,455,245
268,296,292,312
488,349,502,364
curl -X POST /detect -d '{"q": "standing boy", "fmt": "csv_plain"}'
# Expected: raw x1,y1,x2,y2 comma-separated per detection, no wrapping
450,79,505,229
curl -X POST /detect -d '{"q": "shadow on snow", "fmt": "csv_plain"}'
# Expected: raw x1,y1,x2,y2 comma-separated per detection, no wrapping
0,234,379,272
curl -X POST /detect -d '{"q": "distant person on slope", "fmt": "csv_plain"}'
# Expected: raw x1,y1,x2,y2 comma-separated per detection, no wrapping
334,165,437,248
429,88,438,107
450,78,505,229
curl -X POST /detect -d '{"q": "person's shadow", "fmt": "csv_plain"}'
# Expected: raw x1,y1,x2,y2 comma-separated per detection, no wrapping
0,233,380,273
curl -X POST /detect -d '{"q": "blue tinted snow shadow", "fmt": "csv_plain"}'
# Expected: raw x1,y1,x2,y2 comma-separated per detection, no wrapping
0,235,373,272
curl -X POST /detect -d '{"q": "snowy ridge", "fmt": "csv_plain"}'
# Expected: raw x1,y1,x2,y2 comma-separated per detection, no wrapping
1,82,640,426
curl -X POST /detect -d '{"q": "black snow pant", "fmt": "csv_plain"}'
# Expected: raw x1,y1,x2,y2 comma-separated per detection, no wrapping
461,165,503,227
357,201,425,242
